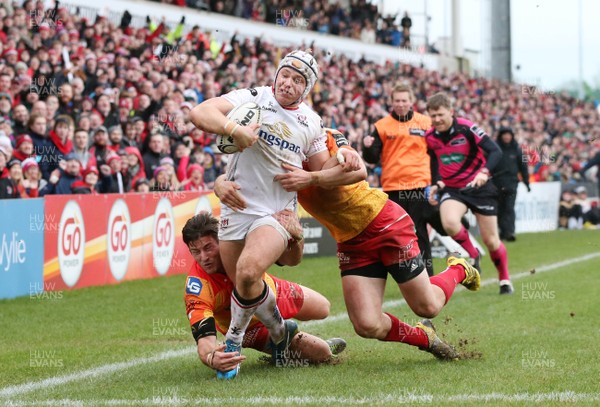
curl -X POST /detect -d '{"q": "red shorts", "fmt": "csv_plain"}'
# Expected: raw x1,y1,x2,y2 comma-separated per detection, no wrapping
242,278,304,351
337,200,424,283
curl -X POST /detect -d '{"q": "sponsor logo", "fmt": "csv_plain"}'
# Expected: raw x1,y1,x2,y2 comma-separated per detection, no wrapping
449,137,467,146
248,88,258,96
186,277,202,295
107,199,131,281
259,122,301,154
0,232,26,272
152,198,175,276
470,124,488,139
261,100,278,114
58,201,85,287
409,128,426,136
440,153,465,165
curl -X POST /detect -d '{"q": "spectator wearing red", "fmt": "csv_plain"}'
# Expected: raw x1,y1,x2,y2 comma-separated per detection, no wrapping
82,165,100,194
12,135,34,161
124,146,145,187
48,115,74,170
0,148,19,199
180,164,206,192
21,157,46,198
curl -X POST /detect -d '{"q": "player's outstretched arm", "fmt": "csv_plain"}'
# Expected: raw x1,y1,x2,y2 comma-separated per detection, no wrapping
274,158,367,192
197,334,246,372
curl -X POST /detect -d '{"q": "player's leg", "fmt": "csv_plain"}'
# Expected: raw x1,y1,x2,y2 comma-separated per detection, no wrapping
247,325,338,365
476,213,513,294
386,214,479,318
440,198,480,260
342,272,457,360
341,273,390,339
233,224,288,343
294,285,330,321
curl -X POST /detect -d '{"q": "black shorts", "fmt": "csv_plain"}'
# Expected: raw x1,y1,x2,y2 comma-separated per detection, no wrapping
439,182,498,216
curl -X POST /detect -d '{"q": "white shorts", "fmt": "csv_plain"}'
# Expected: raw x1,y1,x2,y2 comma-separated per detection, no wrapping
218,210,292,244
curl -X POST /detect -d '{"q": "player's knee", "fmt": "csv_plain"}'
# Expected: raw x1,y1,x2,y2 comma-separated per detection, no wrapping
314,297,330,320
236,259,262,285
482,234,499,250
352,320,383,339
412,303,440,319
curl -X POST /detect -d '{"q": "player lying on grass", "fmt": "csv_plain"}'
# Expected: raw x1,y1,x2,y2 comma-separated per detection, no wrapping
183,212,347,372
216,129,481,361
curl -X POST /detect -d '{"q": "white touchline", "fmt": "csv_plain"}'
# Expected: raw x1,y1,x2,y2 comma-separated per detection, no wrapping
1,252,599,399
3,392,600,406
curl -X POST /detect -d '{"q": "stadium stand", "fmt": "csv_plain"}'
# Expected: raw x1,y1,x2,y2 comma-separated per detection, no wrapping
0,0,598,200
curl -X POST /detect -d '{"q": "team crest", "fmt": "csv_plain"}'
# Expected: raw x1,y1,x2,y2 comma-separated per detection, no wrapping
297,114,308,128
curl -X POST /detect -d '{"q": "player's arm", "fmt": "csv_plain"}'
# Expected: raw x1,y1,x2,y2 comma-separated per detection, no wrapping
189,97,258,151
274,131,367,191
468,136,503,188
274,156,367,191
273,209,304,267
362,127,383,164
428,149,444,206
194,319,246,372
214,174,247,211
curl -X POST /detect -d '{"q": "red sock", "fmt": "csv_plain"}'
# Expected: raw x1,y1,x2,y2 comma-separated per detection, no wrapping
452,226,479,258
429,265,466,304
381,312,429,348
491,242,510,281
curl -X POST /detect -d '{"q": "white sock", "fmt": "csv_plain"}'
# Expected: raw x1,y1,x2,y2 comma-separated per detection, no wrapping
226,288,265,344
254,283,285,344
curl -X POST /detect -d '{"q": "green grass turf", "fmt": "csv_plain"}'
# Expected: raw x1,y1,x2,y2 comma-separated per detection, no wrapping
0,229,599,405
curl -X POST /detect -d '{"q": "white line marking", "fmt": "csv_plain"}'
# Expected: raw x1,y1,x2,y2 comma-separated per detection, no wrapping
303,251,600,328
2,252,598,399
4,392,600,406
0,349,194,399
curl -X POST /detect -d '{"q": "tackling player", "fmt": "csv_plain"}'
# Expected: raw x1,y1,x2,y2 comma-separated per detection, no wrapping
183,212,347,373
426,92,513,294
217,128,481,361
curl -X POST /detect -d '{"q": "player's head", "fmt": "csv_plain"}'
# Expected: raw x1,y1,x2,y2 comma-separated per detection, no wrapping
182,212,223,274
426,92,454,133
274,49,319,107
391,83,415,118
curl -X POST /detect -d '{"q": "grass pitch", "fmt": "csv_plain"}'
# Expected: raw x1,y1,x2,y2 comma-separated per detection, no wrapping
1,229,599,406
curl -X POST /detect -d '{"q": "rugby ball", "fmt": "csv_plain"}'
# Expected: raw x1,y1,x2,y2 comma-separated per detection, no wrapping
217,102,262,154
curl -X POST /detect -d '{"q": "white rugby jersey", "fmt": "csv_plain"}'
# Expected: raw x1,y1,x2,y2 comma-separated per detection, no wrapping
222,86,326,215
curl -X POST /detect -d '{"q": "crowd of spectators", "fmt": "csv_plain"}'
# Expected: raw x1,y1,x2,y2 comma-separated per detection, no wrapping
0,1,599,202
155,0,412,47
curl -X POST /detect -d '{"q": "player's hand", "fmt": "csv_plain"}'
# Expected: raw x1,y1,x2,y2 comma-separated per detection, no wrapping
273,209,303,242
337,148,361,172
274,163,312,191
214,179,247,211
211,344,246,372
466,171,488,188
428,182,445,206
233,123,260,151
363,135,374,148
